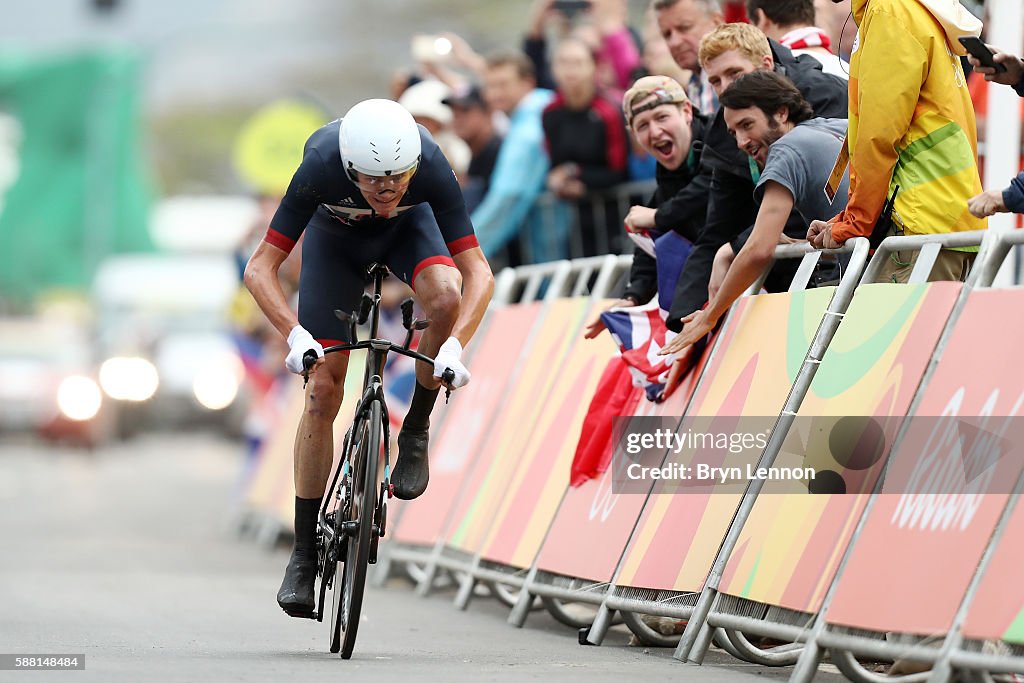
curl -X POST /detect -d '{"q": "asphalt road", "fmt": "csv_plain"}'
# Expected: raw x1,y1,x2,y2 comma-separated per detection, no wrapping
0,432,845,682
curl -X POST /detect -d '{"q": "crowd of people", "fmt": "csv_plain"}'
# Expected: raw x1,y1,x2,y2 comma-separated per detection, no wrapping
382,0,1022,371
235,0,1024,443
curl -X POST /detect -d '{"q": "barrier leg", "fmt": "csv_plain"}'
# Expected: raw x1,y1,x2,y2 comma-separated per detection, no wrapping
688,608,717,664
790,638,826,683
454,571,476,611
674,586,717,662
925,659,954,683
585,603,615,645
507,566,539,627
414,553,441,598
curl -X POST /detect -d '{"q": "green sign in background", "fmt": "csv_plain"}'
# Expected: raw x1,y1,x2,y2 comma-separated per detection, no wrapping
0,50,152,308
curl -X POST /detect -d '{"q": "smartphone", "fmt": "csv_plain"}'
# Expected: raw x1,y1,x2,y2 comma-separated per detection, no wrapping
411,34,452,64
553,0,592,18
958,36,1008,73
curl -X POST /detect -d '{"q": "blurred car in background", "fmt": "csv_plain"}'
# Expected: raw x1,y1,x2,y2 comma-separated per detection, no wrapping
91,251,249,437
0,316,112,447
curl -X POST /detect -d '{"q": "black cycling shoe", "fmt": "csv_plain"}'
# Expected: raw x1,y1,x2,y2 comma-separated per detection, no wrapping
392,425,430,500
277,554,317,617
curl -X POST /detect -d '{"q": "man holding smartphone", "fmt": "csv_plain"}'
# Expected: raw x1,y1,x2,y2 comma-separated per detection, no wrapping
966,43,1024,218
967,44,1024,97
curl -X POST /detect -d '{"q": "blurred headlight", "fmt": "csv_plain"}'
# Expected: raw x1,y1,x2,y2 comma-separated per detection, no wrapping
99,357,159,401
192,354,243,411
57,375,102,421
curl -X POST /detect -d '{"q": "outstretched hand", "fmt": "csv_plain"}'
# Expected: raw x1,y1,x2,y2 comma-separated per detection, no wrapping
658,309,715,357
583,298,636,339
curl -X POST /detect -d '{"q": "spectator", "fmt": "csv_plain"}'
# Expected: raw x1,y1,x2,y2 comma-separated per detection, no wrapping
661,70,849,354
967,44,1024,97
584,73,712,342
664,22,847,331
722,0,750,23
585,75,714,407
654,0,725,115
398,79,472,181
523,0,643,96
814,0,855,60
544,38,628,197
640,6,692,86
442,85,503,213
746,0,848,78
968,172,1024,218
807,0,987,284
968,45,1024,220
626,7,694,181
543,38,630,256
472,51,555,267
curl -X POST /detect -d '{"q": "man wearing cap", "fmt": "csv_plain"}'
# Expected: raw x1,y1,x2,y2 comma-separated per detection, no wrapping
662,22,847,331
443,84,503,213
584,74,711,338
661,69,850,356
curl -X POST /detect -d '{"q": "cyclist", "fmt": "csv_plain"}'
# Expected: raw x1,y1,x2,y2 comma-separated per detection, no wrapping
244,98,494,618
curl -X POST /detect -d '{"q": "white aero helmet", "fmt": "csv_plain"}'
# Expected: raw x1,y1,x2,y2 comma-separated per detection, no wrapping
338,98,422,182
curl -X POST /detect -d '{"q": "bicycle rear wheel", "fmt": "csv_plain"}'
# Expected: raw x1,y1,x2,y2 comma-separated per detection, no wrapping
329,399,381,659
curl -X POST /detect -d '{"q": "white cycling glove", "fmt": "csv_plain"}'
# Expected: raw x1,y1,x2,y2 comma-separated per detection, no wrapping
285,325,324,375
433,336,471,389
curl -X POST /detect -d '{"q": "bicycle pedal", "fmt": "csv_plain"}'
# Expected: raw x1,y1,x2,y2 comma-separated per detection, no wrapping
283,608,317,620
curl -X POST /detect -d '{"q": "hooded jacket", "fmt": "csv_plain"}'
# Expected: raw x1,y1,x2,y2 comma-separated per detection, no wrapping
665,40,849,326
828,0,987,243
622,113,710,304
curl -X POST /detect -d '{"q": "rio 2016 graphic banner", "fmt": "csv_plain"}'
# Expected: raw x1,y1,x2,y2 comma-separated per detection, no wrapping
716,282,961,613
614,287,834,592
827,288,1024,637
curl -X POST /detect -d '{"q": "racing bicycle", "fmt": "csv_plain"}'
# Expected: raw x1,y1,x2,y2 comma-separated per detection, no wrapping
298,262,454,659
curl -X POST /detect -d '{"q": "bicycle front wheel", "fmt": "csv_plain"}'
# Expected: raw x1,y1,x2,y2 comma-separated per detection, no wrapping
330,399,381,659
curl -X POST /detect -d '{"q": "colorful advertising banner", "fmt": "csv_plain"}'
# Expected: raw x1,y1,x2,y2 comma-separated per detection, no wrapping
718,282,961,613
827,289,1024,636
394,304,540,546
962,500,1024,644
446,298,590,552
478,327,620,568
615,288,834,591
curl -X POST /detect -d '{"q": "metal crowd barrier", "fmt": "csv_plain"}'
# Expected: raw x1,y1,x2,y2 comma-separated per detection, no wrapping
521,180,657,264
506,239,869,640
782,228,1024,683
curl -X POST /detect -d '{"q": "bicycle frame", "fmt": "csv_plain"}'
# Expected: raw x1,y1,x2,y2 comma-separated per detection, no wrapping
314,265,438,547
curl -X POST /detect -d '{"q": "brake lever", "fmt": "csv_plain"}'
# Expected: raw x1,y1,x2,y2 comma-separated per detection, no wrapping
302,350,319,388
442,367,455,404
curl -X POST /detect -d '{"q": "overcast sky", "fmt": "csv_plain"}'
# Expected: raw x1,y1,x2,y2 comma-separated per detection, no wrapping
1,0,534,114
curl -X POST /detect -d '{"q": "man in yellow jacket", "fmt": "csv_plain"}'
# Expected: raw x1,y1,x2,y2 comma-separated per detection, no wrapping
807,0,987,282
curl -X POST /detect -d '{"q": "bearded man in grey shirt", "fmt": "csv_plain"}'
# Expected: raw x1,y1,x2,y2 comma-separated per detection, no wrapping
660,68,849,356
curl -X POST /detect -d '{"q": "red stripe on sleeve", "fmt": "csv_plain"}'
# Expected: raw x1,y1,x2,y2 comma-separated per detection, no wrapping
446,234,480,255
263,228,297,253
412,256,457,290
